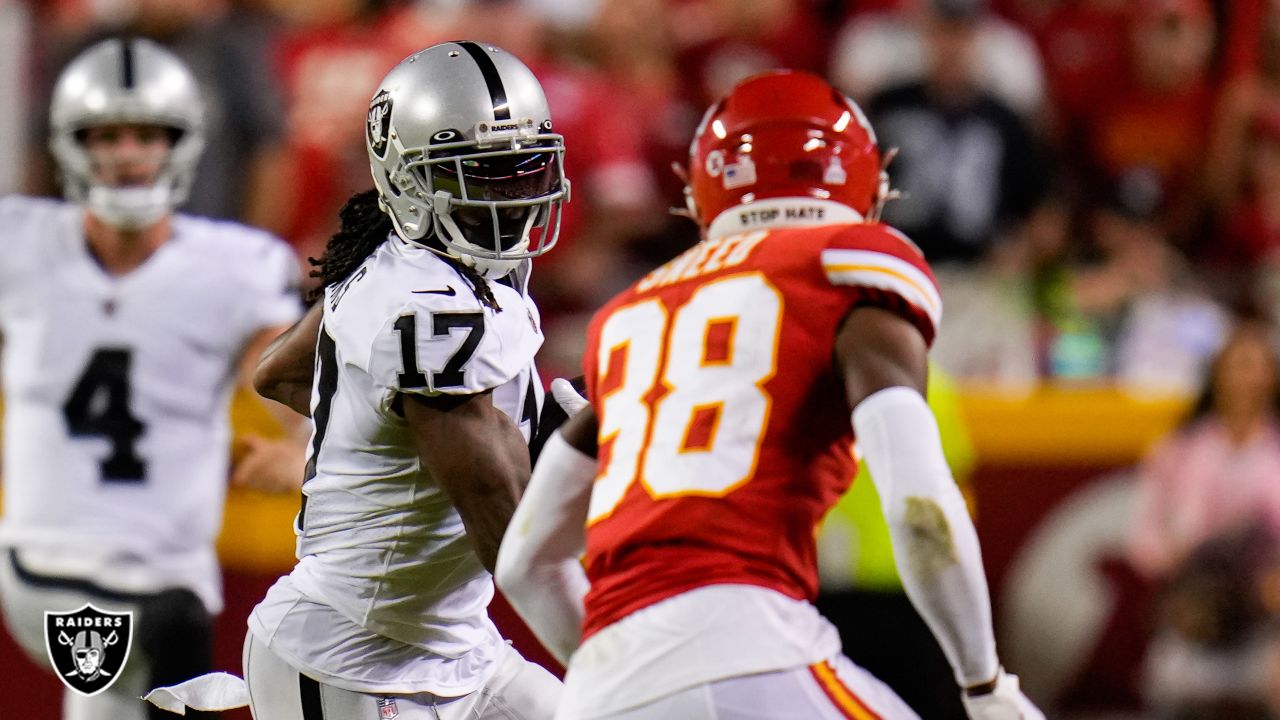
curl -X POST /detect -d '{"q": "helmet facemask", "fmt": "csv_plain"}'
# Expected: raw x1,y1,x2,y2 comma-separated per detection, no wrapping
381,125,568,279
55,124,199,231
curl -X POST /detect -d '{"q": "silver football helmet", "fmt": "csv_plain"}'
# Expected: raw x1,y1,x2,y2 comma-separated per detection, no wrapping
49,38,205,229
367,42,568,278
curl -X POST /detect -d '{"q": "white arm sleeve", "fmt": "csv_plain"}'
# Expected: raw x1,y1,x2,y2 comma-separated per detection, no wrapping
495,432,593,664
852,386,1000,687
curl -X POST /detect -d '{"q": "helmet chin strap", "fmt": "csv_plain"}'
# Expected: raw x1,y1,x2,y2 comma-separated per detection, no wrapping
86,184,171,231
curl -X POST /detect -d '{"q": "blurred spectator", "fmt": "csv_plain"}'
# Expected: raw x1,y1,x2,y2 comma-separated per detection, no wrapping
1204,1,1280,216
867,0,1049,265
928,260,1040,387
1142,525,1280,718
586,0,706,281
1213,108,1280,319
1037,170,1227,390
669,0,826,110
1029,0,1132,143
1078,0,1217,248
453,0,664,312
588,0,691,202
1127,321,1280,716
830,0,1047,119
1129,321,1280,579
270,0,444,259
28,0,292,233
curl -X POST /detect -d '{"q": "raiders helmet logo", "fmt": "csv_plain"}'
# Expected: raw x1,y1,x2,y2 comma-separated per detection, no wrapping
44,604,134,696
367,89,394,160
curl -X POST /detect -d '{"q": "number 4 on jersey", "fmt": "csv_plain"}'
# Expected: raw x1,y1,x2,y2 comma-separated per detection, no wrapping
61,348,146,482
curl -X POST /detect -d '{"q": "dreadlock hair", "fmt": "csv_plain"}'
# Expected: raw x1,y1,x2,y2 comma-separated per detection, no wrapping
309,188,502,313
309,189,392,296
451,260,502,313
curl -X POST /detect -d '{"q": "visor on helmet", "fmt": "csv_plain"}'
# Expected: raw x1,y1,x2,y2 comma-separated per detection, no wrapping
422,144,561,252
404,135,567,262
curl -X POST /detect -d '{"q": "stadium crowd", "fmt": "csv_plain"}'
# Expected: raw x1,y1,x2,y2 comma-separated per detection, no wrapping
3,0,1276,384
5,0,1280,717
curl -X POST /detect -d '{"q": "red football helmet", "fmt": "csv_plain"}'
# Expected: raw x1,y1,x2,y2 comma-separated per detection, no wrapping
685,70,884,229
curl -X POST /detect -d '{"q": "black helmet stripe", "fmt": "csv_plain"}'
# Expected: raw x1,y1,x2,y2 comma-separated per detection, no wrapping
456,41,510,121
119,38,135,89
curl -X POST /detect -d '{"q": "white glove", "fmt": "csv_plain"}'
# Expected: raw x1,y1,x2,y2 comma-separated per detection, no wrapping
144,672,249,713
962,670,1045,720
550,377,589,417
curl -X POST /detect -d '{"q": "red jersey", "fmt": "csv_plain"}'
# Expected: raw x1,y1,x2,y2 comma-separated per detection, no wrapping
579,219,941,639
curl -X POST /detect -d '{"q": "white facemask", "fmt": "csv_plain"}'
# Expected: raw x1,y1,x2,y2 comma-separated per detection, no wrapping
86,184,172,230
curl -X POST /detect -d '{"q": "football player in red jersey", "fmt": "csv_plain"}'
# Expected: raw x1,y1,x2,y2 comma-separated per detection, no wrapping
496,71,1043,720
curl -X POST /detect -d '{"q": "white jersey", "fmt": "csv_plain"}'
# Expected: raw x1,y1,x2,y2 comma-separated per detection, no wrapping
558,585,842,718
250,236,544,696
0,195,301,613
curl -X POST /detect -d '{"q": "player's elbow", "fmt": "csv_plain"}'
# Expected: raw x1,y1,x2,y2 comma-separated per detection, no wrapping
253,356,296,405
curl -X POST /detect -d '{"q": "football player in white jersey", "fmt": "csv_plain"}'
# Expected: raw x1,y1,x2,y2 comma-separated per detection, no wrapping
242,42,566,720
0,38,302,720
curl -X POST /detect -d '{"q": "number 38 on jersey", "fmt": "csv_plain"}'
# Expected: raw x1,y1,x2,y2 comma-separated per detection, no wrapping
590,272,782,523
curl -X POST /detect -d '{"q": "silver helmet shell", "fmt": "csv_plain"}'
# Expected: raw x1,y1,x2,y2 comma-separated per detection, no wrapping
366,41,568,278
49,38,205,229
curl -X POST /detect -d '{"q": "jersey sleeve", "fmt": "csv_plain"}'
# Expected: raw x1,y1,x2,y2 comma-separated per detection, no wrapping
367,292,543,407
241,236,304,332
0,196,50,302
0,197,18,296
820,225,942,345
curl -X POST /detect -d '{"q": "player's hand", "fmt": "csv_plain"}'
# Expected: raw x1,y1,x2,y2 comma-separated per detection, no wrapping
231,435,306,494
550,377,589,417
962,670,1044,720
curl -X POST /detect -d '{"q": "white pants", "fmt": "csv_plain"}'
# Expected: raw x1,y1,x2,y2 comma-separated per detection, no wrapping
243,631,561,720
567,656,920,720
0,549,151,720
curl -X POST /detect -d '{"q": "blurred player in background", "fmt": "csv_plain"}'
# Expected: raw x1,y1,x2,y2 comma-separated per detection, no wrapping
497,71,1043,719
0,38,302,720
245,42,566,719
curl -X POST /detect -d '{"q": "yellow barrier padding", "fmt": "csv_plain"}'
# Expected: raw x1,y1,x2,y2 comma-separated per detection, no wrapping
957,385,1190,465
221,387,302,572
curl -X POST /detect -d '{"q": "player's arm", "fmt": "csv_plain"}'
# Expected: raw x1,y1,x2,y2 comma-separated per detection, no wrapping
836,306,1041,717
403,390,532,573
230,317,311,493
252,301,321,417
495,400,597,664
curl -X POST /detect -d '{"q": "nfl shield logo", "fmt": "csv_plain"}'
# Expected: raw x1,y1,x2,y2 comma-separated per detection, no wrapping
44,604,133,697
376,697,399,719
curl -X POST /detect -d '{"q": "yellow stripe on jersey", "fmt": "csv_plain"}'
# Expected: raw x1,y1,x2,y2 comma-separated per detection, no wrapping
821,247,942,328
809,661,884,720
